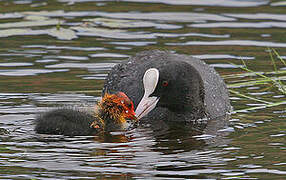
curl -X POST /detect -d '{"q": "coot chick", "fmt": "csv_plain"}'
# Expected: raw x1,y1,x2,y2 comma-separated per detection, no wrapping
35,92,137,136
103,50,231,121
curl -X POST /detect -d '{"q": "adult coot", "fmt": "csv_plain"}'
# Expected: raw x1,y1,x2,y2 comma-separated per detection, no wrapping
35,92,137,136
103,50,231,121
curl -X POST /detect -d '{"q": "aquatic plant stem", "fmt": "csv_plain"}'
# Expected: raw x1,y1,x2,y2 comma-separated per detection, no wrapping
273,49,286,66
232,100,286,113
228,89,271,104
228,50,286,113
269,48,286,93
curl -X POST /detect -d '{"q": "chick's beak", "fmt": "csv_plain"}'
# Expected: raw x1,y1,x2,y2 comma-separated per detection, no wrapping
125,110,137,121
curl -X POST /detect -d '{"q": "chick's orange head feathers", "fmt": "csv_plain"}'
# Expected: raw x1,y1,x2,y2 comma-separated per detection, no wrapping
102,92,136,120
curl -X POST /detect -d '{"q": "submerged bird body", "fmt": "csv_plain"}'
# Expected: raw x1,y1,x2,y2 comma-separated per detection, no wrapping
35,92,137,136
103,50,231,121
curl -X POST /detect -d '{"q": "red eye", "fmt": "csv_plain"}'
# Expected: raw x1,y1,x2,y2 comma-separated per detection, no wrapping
162,80,168,87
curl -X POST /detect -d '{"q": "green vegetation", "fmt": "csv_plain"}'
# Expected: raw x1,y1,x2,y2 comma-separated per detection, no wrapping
228,49,286,113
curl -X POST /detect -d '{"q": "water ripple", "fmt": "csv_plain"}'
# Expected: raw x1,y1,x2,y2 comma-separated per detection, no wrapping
45,63,116,70
96,12,236,22
190,22,286,28
0,69,69,76
83,17,182,29
166,40,286,48
89,53,129,58
106,41,156,46
21,10,236,22
22,45,106,51
193,54,254,60
224,13,286,21
59,0,268,7
0,63,33,67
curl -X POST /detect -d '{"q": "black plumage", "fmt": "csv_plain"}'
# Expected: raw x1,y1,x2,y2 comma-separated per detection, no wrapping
103,50,231,121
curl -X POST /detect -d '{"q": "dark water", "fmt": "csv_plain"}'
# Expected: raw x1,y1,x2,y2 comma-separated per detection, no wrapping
0,0,285,179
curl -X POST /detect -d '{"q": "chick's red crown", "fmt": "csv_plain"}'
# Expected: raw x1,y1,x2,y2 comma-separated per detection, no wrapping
101,92,136,121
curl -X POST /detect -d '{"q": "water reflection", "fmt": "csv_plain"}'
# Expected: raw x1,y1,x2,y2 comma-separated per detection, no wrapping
0,118,229,178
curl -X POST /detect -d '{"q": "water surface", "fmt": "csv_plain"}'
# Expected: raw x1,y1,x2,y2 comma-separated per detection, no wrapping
0,0,285,179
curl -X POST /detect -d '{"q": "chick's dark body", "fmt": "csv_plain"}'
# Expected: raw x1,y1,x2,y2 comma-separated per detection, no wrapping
35,108,99,136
